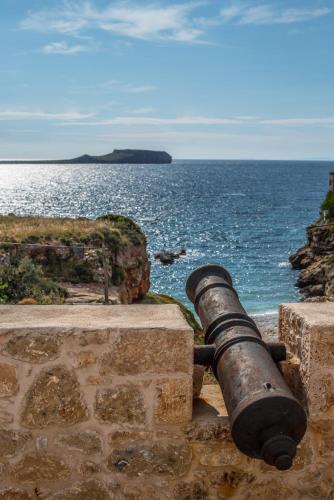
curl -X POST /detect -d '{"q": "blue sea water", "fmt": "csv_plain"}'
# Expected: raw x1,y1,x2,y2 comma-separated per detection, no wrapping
0,160,332,314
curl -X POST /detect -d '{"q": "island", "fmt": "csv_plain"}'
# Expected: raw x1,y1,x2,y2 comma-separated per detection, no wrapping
0,149,172,165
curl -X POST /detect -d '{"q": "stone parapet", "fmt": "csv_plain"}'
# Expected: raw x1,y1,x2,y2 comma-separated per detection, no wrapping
0,303,333,499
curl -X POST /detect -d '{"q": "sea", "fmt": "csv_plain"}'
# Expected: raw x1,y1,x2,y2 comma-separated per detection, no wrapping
0,160,332,315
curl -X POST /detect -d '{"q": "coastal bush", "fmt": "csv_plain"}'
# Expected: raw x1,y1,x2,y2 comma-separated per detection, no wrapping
97,214,146,246
321,191,334,219
0,257,67,304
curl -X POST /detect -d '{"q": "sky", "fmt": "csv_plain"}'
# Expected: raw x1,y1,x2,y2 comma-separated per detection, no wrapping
1,0,333,159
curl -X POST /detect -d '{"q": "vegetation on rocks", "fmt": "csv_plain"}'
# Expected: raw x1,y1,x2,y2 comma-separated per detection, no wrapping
321,191,334,219
0,213,149,304
0,257,66,304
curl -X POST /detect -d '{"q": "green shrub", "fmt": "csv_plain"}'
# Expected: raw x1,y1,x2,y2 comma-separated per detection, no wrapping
321,191,334,219
0,257,67,304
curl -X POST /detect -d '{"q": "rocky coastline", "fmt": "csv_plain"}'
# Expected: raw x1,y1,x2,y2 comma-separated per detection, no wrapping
290,223,334,301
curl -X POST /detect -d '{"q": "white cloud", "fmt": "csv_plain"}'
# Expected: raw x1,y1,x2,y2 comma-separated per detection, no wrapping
22,1,205,43
261,117,334,125
42,41,90,55
129,107,158,114
58,114,334,127
100,80,157,93
0,110,94,121
220,3,330,25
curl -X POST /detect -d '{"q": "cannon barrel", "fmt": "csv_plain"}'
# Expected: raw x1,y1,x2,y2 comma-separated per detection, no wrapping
186,264,307,471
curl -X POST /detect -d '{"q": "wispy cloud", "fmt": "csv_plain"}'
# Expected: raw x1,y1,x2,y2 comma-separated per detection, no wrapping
101,80,157,93
129,107,158,114
220,3,331,25
0,110,94,121
58,114,334,127
42,41,90,55
22,1,206,43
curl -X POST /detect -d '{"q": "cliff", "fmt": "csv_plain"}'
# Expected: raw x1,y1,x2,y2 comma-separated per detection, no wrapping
0,214,150,304
289,223,334,300
0,149,172,165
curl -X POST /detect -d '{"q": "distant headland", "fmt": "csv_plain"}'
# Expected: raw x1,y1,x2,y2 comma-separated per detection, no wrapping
0,149,172,165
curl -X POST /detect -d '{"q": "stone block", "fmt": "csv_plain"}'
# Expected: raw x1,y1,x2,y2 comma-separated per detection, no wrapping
94,386,145,425
50,480,111,500
107,440,192,476
0,489,31,500
173,480,209,500
310,419,334,457
108,430,150,444
11,453,69,482
55,430,102,454
76,330,109,347
0,429,32,457
2,334,60,363
0,363,18,397
154,378,192,424
99,329,192,376
279,303,334,416
70,351,97,369
208,468,255,498
197,443,243,467
21,366,88,428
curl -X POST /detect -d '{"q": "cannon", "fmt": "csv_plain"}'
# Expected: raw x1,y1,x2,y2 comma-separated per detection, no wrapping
186,264,307,471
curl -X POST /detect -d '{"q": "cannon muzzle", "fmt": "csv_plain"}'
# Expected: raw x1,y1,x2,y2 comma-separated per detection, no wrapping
186,264,307,471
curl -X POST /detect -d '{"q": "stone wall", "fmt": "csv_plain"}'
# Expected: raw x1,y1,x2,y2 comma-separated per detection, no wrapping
0,303,333,499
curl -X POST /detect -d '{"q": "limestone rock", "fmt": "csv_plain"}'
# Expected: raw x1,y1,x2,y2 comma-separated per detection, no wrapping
55,430,102,454
95,386,145,425
3,334,60,363
50,480,111,500
107,440,192,476
0,363,18,396
174,480,208,500
0,489,31,500
11,453,69,482
100,330,191,376
21,366,88,428
155,378,192,424
0,429,32,457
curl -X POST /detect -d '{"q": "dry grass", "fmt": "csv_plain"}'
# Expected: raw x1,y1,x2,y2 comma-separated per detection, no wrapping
0,214,144,247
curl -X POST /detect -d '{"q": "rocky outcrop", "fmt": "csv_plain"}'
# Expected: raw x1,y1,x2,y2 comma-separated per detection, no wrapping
0,214,150,304
290,224,334,300
0,149,172,165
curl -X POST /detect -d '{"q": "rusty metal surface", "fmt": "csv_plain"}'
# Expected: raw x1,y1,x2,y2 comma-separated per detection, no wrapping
186,264,307,471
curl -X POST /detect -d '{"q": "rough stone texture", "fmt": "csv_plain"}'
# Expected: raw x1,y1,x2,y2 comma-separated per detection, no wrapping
107,440,192,476
100,329,192,376
2,334,60,363
21,366,88,428
155,378,193,424
280,302,334,416
95,386,145,425
70,351,97,368
0,429,32,457
0,363,18,396
50,480,111,500
0,490,31,500
0,304,331,498
11,453,69,482
55,430,102,454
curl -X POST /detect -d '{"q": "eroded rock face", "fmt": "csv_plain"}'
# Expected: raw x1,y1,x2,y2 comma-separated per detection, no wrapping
94,386,145,425
290,224,334,300
107,440,192,476
56,430,102,454
3,334,61,363
11,453,69,482
0,429,32,457
21,366,88,428
50,480,111,500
